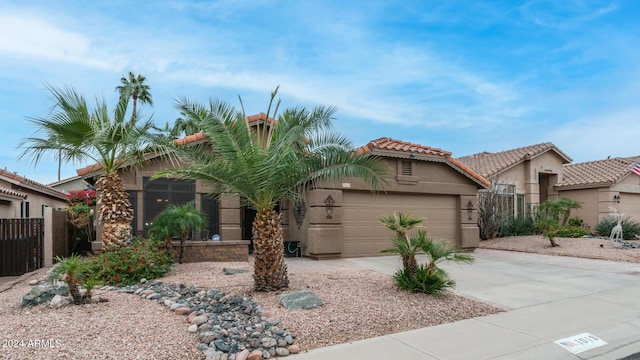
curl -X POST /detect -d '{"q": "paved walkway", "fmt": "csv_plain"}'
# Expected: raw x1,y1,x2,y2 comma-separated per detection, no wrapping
294,249,640,359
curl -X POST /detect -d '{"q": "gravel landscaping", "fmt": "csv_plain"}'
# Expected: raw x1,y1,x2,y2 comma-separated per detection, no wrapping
5,236,636,360
479,235,640,263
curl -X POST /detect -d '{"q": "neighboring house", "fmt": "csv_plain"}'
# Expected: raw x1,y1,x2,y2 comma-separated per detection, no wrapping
555,156,640,231
0,168,68,218
48,175,93,194
74,120,490,258
457,142,572,218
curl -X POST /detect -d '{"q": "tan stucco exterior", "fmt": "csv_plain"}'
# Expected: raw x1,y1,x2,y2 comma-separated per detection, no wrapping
556,173,640,231
490,150,566,209
287,158,484,258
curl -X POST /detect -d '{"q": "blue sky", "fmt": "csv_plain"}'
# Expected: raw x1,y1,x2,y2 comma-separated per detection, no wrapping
1,1,639,184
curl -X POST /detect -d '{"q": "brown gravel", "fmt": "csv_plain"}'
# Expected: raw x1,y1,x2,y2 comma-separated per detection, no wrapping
5,236,637,359
479,235,640,263
0,257,503,359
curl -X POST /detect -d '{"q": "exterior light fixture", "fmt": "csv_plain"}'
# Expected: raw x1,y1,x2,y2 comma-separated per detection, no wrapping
324,195,335,219
293,200,306,229
466,201,474,221
614,195,621,203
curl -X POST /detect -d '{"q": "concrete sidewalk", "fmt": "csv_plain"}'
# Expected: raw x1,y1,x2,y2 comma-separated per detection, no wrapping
295,249,640,359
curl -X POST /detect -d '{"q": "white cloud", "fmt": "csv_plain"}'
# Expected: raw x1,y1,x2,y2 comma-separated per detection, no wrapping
0,13,128,71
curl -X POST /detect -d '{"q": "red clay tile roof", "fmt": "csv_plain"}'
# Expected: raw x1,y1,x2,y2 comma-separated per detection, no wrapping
76,113,271,177
172,132,206,146
0,185,27,200
357,137,452,157
556,156,640,188
358,137,490,187
0,169,67,200
456,142,572,178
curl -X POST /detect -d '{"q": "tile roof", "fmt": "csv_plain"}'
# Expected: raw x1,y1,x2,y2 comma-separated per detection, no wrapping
0,169,67,200
456,142,572,178
0,185,27,200
357,137,452,157
556,156,640,188
76,113,270,177
358,137,490,187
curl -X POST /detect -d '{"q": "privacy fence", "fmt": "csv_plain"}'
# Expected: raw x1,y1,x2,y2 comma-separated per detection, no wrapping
0,218,44,277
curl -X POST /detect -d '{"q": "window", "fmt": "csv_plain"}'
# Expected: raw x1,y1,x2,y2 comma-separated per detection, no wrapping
201,194,220,239
128,191,138,235
143,177,195,229
21,201,30,218
495,184,516,219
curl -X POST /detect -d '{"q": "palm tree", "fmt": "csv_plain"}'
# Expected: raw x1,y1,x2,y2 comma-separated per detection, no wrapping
116,72,153,119
156,88,388,291
380,212,424,274
19,85,169,249
148,201,207,264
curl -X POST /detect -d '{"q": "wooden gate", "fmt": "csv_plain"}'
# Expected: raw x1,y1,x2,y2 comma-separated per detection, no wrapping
0,218,44,276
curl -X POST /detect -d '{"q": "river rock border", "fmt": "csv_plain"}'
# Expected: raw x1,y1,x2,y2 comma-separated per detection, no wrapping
105,279,300,360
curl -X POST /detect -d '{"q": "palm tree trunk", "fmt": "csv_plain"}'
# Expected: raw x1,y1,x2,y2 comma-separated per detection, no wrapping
96,173,134,249
252,209,289,291
66,276,82,304
179,234,186,264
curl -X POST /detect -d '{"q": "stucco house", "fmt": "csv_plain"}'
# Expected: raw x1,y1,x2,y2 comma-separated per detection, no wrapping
0,168,68,218
555,156,640,231
73,115,490,260
457,142,573,218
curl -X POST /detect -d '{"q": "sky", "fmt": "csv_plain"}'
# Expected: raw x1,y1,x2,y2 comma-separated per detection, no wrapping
1,0,639,185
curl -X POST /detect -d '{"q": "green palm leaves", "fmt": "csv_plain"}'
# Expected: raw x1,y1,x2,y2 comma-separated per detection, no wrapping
381,212,474,295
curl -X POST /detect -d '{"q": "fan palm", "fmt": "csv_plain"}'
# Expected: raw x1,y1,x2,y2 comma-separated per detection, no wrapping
156,88,388,291
380,212,424,274
19,84,169,249
148,201,207,264
116,72,153,119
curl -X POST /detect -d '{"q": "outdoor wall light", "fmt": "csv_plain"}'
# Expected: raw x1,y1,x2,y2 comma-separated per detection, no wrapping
466,201,474,220
293,200,306,229
614,195,621,203
324,195,335,219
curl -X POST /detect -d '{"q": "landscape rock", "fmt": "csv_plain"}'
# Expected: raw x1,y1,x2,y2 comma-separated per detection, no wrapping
223,268,249,275
50,294,71,308
288,344,300,354
21,282,69,307
279,290,324,310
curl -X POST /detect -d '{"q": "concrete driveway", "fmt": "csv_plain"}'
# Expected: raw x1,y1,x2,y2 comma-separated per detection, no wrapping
295,249,640,359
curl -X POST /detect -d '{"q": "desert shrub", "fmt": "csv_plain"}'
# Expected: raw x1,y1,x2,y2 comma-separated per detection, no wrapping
87,237,173,286
595,216,640,240
499,216,536,237
567,218,583,227
555,225,589,238
392,265,455,296
48,254,94,304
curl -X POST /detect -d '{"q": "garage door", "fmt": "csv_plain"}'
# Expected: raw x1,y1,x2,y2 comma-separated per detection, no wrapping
342,191,457,257
620,193,640,224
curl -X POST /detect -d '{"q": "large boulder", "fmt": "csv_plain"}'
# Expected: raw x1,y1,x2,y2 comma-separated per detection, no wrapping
21,281,69,307
279,290,324,310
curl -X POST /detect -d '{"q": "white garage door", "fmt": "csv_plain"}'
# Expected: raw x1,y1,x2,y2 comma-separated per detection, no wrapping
342,191,457,257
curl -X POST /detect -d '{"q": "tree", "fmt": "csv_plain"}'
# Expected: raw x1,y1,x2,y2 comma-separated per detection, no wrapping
381,214,475,295
156,88,388,291
19,85,169,249
148,201,207,264
116,72,153,119
380,212,424,274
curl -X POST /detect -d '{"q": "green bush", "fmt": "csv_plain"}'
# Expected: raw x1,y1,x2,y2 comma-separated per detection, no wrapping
567,218,584,227
555,225,589,238
595,216,640,240
392,265,455,296
87,237,173,286
499,216,536,237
